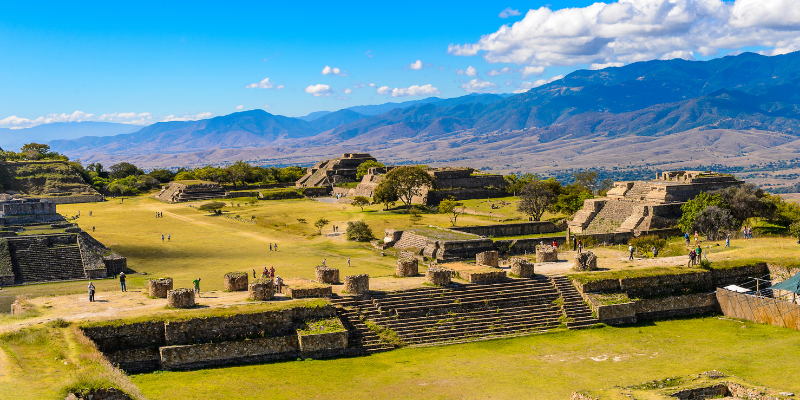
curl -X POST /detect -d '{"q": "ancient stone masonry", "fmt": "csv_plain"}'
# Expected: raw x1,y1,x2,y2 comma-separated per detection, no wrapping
344,274,369,294
224,272,248,291
476,251,499,267
155,181,226,203
315,266,340,284
395,258,419,277
248,279,275,301
459,269,507,284
148,278,173,298
573,252,598,271
569,171,742,235
64,387,133,400
285,284,332,299
426,268,452,286
450,221,560,237
509,258,535,278
167,288,195,308
536,245,558,262
295,153,377,189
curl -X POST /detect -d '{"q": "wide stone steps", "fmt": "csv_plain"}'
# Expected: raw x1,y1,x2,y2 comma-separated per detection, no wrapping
584,200,636,234
332,300,396,355
8,236,86,283
549,275,600,329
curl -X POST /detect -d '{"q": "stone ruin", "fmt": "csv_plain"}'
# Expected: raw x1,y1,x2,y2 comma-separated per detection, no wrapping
344,274,369,294
248,279,275,301
569,171,744,235
167,288,195,308
315,265,340,284
509,258,535,278
426,268,452,286
148,278,173,298
476,250,499,267
396,258,419,277
295,153,377,189
573,251,598,271
536,245,558,262
155,181,227,203
65,387,132,400
224,272,248,291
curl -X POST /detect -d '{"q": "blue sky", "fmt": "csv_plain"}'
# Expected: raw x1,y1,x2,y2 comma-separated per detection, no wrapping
1,0,798,128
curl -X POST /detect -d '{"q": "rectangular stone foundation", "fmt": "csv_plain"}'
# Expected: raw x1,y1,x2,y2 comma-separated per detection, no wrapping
459,270,507,284
285,286,332,299
159,336,300,370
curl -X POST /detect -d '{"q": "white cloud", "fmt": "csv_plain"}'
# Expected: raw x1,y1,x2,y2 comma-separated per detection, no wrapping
0,111,154,129
520,66,545,78
161,112,213,122
449,0,800,75
368,83,376,87
487,67,514,77
245,77,276,89
376,84,441,97
304,84,333,97
344,88,352,94
461,79,499,93
590,62,625,70
513,75,564,93
456,66,478,77
276,84,285,90
409,60,423,70
236,105,244,110
321,66,347,76
499,7,521,18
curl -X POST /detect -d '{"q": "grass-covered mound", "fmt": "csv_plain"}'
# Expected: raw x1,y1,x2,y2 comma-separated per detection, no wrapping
0,160,98,196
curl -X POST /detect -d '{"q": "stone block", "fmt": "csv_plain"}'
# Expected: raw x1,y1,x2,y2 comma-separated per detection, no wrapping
573,251,598,271
459,269,507,284
536,245,558,262
285,285,332,299
509,258,535,278
315,266,339,284
298,330,348,356
476,250,499,267
148,278,173,298
248,279,275,301
224,272,248,291
426,268,452,286
396,258,419,277
167,288,195,308
344,274,369,294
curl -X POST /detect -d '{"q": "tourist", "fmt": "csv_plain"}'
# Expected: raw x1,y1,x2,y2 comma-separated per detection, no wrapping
119,271,127,292
578,240,582,253
572,236,577,251
652,246,658,258
725,234,730,248
696,245,703,262
193,278,201,297
161,235,164,242
322,259,326,267
274,243,277,251
348,257,351,267
552,240,557,248
685,232,690,246
269,243,273,251
269,267,275,280
694,231,699,245
88,282,95,302
689,250,696,267
262,267,268,278
628,245,634,260
167,235,171,242
252,269,256,279
275,275,283,293
743,226,748,240
92,226,95,232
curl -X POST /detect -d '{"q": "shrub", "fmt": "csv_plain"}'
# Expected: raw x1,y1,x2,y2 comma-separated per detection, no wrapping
198,201,226,213
346,221,374,242
260,188,303,200
629,235,667,256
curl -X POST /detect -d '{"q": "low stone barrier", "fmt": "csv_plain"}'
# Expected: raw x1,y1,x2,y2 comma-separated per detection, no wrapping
167,288,195,308
160,336,299,370
105,347,161,373
344,274,369,294
585,292,719,325
476,250,499,267
285,285,332,299
426,268,452,286
459,269,507,284
573,251,598,271
315,266,340,284
536,245,558,262
224,272,248,291
395,258,419,277
148,278,173,298
509,258,535,278
248,279,274,301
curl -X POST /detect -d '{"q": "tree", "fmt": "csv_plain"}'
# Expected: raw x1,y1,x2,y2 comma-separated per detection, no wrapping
314,218,329,233
373,180,399,210
713,183,775,226
346,221,374,241
20,143,56,160
356,160,385,180
789,221,800,242
553,183,593,215
198,201,226,214
517,176,560,221
228,160,253,186
573,170,613,195
351,196,371,211
148,169,176,183
109,162,143,179
693,205,735,241
438,196,465,226
382,166,434,211
278,166,306,183
678,192,726,233
504,173,535,196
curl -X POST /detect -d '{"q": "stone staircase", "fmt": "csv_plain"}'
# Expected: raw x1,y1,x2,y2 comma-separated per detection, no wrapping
332,277,598,348
548,275,599,329
617,205,648,233
8,234,86,283
623,181,652,201
583,200,636,234
392,231,429,251
330,297,400,355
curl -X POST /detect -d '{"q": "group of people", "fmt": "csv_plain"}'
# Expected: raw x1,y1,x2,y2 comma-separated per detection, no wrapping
742,226,754,240
332,225,340,233
571,237,584,253
155,212,164,218
269,243,278,251
688,245,704,266
161,234,171,241
254,267,283,292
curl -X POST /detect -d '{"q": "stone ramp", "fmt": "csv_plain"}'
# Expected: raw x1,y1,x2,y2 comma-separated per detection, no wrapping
8,234,86,283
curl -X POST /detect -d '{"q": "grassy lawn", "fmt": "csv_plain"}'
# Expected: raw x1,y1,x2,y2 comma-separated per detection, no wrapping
458,196,564,222
130,317,800,400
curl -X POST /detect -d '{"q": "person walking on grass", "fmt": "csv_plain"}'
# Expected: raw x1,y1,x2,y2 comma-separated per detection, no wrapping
161,235,164,242
689,250,696,267
725,234,730,248
628,244,635,260
167,235,171,242
696,245,703,263
685,232,690,246
88,282,95,302
694,231,699,245
269,267,275,281
269,243,273,251
119,271,127,292
193,278,201,297
274,243,277,251
347,257,351,267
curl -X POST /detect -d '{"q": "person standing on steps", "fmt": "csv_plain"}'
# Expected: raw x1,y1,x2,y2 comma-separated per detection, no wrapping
628,244,635,260
88,282,95,302
119,271,127,292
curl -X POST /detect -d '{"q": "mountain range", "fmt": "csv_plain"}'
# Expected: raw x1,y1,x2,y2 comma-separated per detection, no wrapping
43,51,800,190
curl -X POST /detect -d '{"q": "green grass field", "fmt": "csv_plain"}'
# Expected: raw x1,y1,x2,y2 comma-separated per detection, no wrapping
130,317,800,400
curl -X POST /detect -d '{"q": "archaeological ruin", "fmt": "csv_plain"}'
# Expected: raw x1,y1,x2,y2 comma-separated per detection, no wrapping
155,181,227,203
295,153,377,189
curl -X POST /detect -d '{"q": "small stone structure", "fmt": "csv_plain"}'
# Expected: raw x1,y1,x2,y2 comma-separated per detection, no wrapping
459,269,507,284
573,252,598,271
148,278,173,298
295,153,377,188
395,258,419,277
285,285,332,299
509,258,535,278
155,181,226,203
224,272,248,291
248,279,275,301
536,245,558,262
344,274,369,294
426,268,452,286
315,266,340,284
167,288,195,308
476,250,499,267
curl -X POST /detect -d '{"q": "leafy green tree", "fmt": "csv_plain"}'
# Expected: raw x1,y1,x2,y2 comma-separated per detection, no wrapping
517,176,560,221
373,180,399,210
20,143,64,160
198,201,226,214
573,170,613,195
713,183,774,226
351,196,371,211
346,221,374,242
693,205,735,240
228,160,253,186
789,221,800,242
109,162,143,179
174,171,195,181
553,183,593,215
148,169,176,183
314,218,330,233
678,192,726,233
438,196,465,226
356,160,385,180
504,173,535,196
278,166,306,183
382,166,434,211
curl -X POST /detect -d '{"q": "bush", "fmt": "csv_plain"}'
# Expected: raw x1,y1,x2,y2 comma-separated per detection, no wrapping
629,235,667,256
346,221,374,242
260,188,303,200
198,201,226,213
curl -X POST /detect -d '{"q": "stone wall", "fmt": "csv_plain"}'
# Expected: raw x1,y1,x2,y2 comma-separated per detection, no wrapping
148,278,173,298
102,256,127,275
344,274,369,294
160,336,300,370
423,188,508,206
105,347,161,373
315,266,340,284
0,199,56,216
585,292,719,325
717,289,800,331
81,321,166,352
670,384,729,400
224,272,248,291
426,268,452,286
286,285,332,299
248,280,274,301
450,221,560,237
396,258,418,277
476,251,499,267
41,195,104,205
297,330,348,356
64,387,133,400
536,245,558,262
